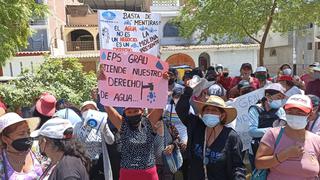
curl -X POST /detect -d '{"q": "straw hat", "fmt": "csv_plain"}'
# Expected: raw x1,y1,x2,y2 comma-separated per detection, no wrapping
194,95,237,124
0,113,40,134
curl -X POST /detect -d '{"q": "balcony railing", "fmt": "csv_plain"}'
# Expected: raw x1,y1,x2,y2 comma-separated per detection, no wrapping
67,41,95,51
152,0,180,7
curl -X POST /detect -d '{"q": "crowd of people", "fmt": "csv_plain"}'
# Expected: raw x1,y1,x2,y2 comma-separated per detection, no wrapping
0,61,320,180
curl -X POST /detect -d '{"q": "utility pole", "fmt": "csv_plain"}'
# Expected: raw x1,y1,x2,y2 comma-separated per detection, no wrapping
292,30,297,75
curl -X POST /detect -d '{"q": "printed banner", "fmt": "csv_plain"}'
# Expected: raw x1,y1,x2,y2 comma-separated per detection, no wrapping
98,10,161,56
227,88,265,151
98,49,169,108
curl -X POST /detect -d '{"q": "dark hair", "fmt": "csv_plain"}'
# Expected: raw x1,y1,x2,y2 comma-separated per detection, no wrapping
33,109,51,128
192,67,204,78
51,138,91,172
280,64,291,71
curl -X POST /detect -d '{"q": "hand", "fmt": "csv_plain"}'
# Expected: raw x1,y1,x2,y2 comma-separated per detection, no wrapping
154,121,164,136
179,143,187,152
282,145,304,159
164,144,174,155
163,71,170,80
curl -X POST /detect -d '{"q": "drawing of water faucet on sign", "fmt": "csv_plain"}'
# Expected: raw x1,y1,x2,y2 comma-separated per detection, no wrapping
140,82,156,103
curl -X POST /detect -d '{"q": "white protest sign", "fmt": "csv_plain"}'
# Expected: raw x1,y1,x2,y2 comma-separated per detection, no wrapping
98,10,161,56
228,88,265,151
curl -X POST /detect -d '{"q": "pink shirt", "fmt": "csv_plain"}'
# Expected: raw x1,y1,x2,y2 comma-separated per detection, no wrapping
261,127,320,180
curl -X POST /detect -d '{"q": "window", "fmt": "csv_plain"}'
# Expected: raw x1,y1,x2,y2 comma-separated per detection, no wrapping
163,23,179,37
270,49,277,57
307,42,313,50
317,42,320,50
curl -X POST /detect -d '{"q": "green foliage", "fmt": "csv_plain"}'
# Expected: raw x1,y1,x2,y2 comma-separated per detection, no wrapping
0,58,97,111
176,0,320,43
0,0,47,65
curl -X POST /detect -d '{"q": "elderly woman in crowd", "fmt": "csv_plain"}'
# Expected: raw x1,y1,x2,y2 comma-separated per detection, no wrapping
0,113,42,179
256,94,320,179
176,83,246,180
31,118,90,180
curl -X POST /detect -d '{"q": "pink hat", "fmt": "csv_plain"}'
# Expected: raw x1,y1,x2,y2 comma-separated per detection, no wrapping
284,94,313,114
36,94,57,117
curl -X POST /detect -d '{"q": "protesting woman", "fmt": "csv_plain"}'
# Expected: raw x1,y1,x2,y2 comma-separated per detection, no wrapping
0,113,42,179
256,94,320,179
176,85,246,180
104,106,163,180
31,118,90,180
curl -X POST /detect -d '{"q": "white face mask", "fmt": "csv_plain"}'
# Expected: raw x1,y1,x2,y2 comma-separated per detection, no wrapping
283,68,292,75
286,114,308,130
269,100,283,109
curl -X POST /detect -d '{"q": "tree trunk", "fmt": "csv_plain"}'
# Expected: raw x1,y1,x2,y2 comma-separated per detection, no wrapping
259,43,265,66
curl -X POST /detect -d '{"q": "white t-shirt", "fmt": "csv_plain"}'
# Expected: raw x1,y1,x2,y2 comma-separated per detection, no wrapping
164,103,194,144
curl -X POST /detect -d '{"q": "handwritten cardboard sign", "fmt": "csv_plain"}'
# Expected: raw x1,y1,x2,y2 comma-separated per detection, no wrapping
98,10,161,56
98,49,169,108
227,88,265,151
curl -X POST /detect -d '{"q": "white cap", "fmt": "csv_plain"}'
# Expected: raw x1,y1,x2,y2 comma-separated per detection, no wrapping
284,94,313,114
80,101,98,111
31,118,73,139
256,66,267,73
189,75,215,97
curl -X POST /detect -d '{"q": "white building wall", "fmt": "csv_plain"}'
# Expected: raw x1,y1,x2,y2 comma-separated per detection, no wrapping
3,56,45,76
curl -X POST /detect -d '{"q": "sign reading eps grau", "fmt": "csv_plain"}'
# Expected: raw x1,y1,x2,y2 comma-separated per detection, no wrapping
98,49,168,108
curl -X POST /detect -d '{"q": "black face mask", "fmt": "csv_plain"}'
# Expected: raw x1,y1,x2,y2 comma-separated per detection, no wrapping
127,114,142,129
168,78,175,85
11,137,33,152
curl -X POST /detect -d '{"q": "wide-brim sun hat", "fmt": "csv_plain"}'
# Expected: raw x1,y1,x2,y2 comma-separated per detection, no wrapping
80,101,98,111
284,94,313,114
189,75,215,97
0,112,40,134
194,95,237,124
36,94,57,117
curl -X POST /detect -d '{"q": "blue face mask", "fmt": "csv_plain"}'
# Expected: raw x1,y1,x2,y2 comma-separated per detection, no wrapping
202,114,220,128
269,100,283,109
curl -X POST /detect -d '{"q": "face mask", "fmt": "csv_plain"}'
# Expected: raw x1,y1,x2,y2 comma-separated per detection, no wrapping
286,114,308,130
168,78,175,85
314,72,320,79
11,137,33,152
256,74,267,81
127,114,142,128
82,110,89,120
283,68,292,75
202,114,220,128
269,100,283,109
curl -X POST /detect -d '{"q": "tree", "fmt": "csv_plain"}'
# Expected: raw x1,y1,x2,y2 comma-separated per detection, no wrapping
0,0,47,65
176,0,320,66
0,58,97,111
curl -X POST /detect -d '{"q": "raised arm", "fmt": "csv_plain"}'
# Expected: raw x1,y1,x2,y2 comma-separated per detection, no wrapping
175,86,194,126
104,106,124,131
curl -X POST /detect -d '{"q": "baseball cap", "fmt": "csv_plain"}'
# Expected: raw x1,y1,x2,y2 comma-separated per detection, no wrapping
80,101,98,111
265,83,286,95
256,66,267,73
284,94,313,114
240,63,252,70
31,118,73,139
237,80,251,89
36,94,57,117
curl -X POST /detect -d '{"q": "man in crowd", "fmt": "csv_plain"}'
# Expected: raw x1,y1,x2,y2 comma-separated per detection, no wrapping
306,66,320,98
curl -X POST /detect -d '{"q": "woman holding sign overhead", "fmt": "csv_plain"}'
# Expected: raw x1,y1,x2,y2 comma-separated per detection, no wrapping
104,72,169,180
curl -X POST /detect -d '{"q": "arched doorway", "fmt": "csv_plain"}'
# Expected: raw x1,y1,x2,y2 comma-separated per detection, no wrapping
198,52,210,71
67,29,94,51
166,53,195,68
